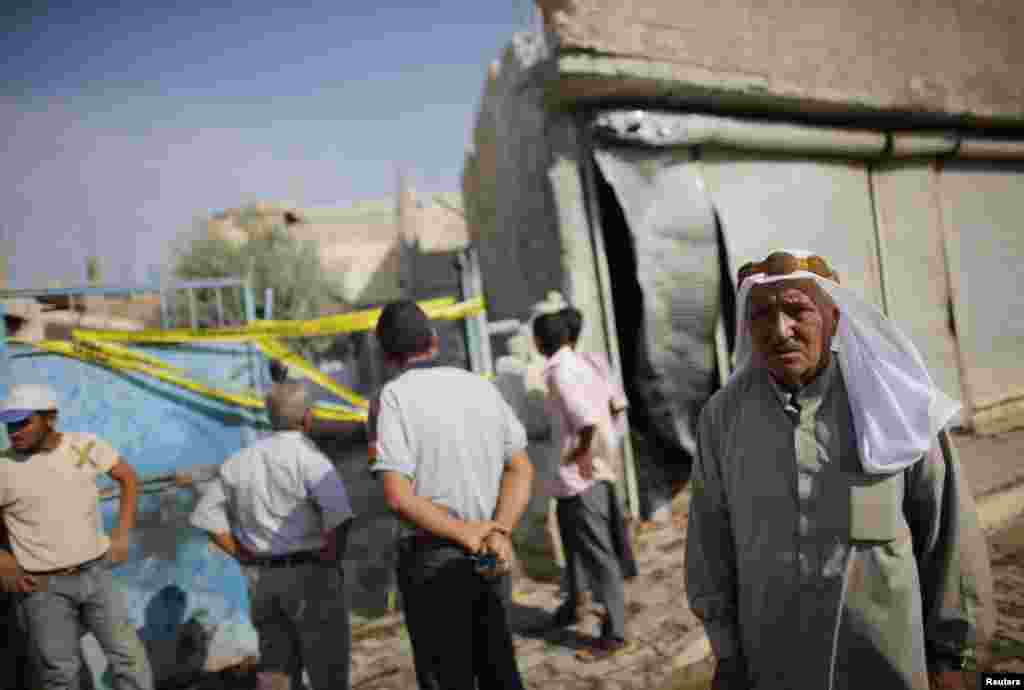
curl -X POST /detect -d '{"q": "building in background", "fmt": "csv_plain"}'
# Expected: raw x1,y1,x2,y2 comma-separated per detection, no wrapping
1,294,158,342
206,188,469,309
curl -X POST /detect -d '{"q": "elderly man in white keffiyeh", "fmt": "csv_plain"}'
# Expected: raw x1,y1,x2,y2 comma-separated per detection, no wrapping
685,251,994,690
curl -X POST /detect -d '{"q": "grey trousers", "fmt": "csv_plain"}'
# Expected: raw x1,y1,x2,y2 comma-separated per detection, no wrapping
242,561,350,690
556,481,628,640
17,559,153,690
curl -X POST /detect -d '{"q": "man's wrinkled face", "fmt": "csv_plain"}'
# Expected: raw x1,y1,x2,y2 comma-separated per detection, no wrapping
747,280,839,390
5,412,53,453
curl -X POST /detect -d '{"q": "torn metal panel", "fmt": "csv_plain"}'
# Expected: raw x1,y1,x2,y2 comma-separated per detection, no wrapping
594,146,722,475
938,162,1024,433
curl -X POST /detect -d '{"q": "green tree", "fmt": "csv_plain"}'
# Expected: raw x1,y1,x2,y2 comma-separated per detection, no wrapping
171,222,346,327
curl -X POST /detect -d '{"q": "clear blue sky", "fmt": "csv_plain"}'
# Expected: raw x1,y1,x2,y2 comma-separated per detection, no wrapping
1,0,537,288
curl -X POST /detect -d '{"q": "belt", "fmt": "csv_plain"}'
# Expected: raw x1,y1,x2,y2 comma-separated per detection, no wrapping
26,553,107,577
398,534,463,551
243,551,322,568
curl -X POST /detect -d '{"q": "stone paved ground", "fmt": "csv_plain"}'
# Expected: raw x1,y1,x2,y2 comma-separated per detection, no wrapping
986,514,1024,675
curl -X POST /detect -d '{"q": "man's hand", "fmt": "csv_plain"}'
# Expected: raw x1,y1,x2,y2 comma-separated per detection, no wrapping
480,531,514,578
711,656,747,690
929,670,967,690
1,568,38,594
576,452,595,480
319,539,338,564
0,549,37,593
456,520,500,554
108,528,131,565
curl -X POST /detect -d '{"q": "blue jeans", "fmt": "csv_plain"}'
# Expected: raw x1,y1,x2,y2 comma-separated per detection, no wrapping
17,558,153,690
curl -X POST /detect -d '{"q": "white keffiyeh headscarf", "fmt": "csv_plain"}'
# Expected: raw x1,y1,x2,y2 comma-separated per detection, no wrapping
734,250,961,474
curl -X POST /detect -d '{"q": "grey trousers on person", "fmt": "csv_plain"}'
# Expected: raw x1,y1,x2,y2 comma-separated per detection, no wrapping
242,561,350,690
556,481,628,640
17,559,153,690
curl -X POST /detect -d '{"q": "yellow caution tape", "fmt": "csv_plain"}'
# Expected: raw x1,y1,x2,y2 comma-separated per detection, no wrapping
74,336,187,374
7,295,488,426
13,338,266,409
74,296,475,343
255,337,369,409
9,338,369,423
310,406,367,423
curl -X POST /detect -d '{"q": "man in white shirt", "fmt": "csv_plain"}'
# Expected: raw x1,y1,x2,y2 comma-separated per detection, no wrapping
190,382,354,690
370,299,534,690
0,383,153,690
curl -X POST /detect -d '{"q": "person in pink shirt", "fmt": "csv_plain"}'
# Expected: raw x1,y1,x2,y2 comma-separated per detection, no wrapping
534,311,637,661
561,307,629,445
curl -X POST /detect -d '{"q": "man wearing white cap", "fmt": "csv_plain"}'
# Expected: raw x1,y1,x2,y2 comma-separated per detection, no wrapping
0,383,153,690
685,252,993,690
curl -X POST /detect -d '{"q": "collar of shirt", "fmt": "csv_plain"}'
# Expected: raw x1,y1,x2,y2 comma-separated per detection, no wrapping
764,356,838,413
543,345,574,376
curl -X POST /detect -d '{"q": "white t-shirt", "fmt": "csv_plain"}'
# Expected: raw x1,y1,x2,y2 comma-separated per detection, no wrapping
0,432,119,572
370,365,528,537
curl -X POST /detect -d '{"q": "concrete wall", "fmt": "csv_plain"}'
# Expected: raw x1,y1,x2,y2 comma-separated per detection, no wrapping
463,33,567,325
536,0,1024,125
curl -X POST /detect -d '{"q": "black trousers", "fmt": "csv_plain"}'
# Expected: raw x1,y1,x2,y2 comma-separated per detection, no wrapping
396,539,523,690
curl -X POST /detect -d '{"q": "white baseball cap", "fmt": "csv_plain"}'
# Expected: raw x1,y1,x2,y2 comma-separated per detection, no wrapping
0,384,59,423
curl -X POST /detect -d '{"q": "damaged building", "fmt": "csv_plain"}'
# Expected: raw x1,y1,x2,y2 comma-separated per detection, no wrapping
463,0,1024,518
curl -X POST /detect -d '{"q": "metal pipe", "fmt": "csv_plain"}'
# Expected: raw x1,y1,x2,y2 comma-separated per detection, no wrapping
188,287,198,330
215,288,225,327
175,278,248,290
459,247,494,376
0,285,162,299
591,110,887,157
956,138,1024,160
890,133,958,157
590,110,1024,162
579,118,642,520
159,290,170,330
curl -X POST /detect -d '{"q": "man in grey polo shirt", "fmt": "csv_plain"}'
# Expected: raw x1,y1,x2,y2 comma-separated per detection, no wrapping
370,299,534,690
